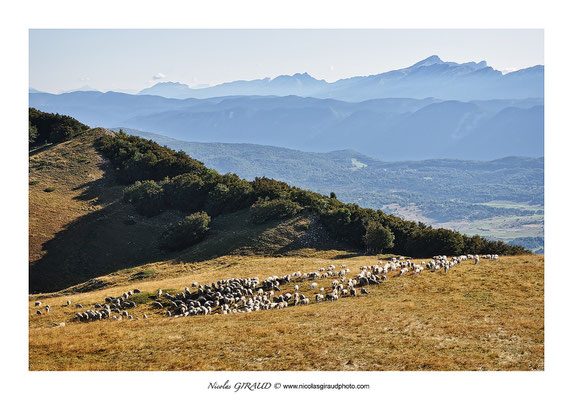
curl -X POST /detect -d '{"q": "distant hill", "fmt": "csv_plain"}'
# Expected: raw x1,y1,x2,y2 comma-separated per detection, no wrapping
29,92,544,160
137,56,543,101
60,85,99,93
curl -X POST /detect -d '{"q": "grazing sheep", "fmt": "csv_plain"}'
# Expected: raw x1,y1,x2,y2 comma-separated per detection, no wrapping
75,304,83,309
69,255,492,323
35,301,41,307
36,310,42,315
66,300,71,306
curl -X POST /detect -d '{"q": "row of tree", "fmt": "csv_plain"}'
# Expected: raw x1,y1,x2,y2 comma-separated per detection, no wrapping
97,130,530,256
29,108,89,145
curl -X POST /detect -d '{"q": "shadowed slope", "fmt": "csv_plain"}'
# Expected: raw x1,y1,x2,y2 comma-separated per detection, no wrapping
29,130,342,292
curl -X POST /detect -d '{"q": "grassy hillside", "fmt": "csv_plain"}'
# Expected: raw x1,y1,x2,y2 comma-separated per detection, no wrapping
29,254,543,371
28,118,543,372
29,128,119,265
29,121,530,293
29,129,178,292
29,129,343,293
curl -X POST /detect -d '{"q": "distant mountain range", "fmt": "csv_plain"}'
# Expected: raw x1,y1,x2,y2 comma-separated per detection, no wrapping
30,90,544,160
138,56,544,101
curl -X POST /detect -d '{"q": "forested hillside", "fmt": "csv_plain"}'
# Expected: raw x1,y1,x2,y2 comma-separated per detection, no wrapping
97,129,528,257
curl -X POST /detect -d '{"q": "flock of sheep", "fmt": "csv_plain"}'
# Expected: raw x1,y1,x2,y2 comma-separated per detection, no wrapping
32,254,500,324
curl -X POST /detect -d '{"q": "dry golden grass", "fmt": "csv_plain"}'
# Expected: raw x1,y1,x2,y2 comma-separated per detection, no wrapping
28,129,117,264
27,129,544,371
29,254,543,371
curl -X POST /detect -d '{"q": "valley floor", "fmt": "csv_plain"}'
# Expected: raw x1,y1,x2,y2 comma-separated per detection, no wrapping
29,253,544,371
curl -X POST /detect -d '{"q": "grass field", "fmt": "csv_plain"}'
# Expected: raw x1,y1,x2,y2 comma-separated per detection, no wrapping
479,201,544,212
441,214,544,240
28,129,544,371
29,254,544,371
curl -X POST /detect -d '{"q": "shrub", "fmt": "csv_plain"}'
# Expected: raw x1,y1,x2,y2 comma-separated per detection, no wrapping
159,211,211,251
363,221,395,254
205,174,255,216
44,187,56,192
163,173,208,212
29,122,38,143
250,197,302,224
252,177,292,200
29,108,89,145
123,180,165,217
290,189,330,213
97,131,210,184
49,124,76,143
29,180,40,186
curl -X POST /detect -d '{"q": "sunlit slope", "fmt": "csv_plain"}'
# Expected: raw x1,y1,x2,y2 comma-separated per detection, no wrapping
29,254,543,371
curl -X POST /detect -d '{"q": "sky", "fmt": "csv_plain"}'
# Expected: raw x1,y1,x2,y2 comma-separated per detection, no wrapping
29,29,544,93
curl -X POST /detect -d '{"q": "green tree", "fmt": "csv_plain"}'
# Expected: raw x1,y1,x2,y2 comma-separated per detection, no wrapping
29,122,38,144
250,197,302,224
363,221,395,254
123,180,165,217
163,173,208,212
159,211,211,251
49,124,75,143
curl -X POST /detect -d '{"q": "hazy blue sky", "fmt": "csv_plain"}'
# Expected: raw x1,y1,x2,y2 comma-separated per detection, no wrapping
29,29,543,93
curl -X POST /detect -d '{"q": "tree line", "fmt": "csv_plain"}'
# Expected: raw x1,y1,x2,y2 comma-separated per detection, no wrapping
29,108,90,146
